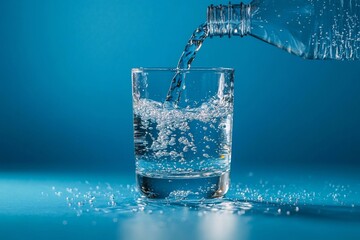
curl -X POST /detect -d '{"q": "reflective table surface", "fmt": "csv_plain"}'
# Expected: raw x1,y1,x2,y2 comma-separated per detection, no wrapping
1,168,359,240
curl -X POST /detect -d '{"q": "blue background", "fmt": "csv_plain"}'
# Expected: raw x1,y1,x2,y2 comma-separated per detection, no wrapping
1,0,360,174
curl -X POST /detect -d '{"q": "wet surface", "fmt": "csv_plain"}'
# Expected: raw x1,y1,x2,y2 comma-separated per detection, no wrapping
0,168,359,240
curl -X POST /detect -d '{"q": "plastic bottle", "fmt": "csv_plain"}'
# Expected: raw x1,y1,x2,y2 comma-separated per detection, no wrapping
207,0,360,60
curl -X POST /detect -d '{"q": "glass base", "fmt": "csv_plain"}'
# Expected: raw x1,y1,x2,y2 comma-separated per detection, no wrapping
136,172,230,200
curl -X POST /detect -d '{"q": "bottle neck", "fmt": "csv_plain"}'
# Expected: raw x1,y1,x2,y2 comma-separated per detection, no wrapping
207,3,251,37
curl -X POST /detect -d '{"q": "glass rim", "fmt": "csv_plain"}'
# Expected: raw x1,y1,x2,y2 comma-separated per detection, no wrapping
132,67,234,73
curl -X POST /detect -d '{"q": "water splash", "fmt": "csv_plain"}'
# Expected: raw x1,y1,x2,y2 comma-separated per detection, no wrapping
48,176,360,222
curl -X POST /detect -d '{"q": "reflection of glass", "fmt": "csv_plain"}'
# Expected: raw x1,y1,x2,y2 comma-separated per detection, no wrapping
132,68,234,199
119,200,244,240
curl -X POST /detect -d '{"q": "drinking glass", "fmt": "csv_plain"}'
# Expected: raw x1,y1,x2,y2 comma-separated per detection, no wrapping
132,68,234,199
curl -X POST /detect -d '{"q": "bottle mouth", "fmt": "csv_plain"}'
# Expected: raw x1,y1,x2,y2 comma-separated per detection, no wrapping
207,3,251,37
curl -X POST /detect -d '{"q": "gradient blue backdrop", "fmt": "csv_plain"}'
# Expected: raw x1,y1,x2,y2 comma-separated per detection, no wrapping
1,0,360,173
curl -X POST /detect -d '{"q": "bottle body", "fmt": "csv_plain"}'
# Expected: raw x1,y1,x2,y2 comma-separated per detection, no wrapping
207,0,360,60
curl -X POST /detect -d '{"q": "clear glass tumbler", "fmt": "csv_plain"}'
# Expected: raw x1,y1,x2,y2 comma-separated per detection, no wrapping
132,68,234,199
